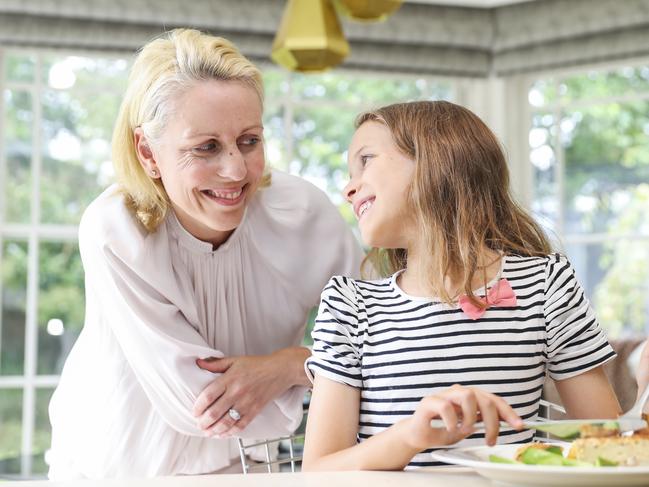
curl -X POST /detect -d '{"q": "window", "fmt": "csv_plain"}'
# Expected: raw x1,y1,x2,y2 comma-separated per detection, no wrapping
0,48,453,478
1,50,130,478
529,64,649,337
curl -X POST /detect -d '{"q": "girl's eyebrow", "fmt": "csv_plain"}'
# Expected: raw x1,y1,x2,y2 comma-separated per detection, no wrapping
352,145,368,160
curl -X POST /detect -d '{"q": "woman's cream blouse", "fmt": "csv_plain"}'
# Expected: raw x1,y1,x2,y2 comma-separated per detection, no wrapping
48,171,363,479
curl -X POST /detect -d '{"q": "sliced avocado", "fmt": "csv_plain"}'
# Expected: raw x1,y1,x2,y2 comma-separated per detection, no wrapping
489,454,519,464
520,448,593,467
560,457,593,467
521,448,564,466
595,456,619,467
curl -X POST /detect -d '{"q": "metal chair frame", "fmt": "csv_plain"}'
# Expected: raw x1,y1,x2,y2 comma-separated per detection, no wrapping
237,434,304,474
236,398,567,473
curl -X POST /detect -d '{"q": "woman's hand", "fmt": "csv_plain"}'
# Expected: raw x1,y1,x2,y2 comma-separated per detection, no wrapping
193,347,310,437
400,384,523,452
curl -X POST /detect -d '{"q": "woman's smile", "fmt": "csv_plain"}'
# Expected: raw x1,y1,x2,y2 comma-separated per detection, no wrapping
199,184,248,206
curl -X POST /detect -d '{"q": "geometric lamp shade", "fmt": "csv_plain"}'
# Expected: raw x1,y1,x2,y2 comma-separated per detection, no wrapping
271,0,350,73
333,0,403,22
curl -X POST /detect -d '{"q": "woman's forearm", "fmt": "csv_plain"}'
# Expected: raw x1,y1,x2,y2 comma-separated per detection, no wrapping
303,419,420,471
273,346,312,388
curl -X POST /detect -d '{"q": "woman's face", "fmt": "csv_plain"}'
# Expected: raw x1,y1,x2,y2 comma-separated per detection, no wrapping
344,121,416,249
141,80,265,246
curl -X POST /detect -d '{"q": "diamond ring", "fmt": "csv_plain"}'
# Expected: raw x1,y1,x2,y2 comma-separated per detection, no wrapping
228,408,241,422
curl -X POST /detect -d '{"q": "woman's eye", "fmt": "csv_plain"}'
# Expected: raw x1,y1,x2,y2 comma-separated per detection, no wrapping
193,141,218,153
239,136,261,147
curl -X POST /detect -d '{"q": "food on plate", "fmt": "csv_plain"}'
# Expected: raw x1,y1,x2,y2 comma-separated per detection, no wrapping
578,422,619,438
632,413,649,437
514,442,564,461
490,443,592,467
567,436,649,466
489,414,649,467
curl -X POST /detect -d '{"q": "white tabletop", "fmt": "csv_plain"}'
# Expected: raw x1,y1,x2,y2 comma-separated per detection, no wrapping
3,469,491,487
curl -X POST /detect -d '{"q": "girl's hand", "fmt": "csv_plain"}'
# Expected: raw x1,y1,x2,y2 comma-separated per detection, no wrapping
401,384,523,451
193,347,310,437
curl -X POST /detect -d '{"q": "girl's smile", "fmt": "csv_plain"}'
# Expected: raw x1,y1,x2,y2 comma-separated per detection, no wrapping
354,196,375,220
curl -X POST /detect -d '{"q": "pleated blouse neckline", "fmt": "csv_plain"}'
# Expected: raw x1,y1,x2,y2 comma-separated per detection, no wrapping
166,205,251,255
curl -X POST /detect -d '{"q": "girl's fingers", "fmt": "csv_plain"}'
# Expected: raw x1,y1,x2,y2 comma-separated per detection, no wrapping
426,396,460,435
492,395,523,430
455,388,478,433
475,394,500,446
423,387,523,449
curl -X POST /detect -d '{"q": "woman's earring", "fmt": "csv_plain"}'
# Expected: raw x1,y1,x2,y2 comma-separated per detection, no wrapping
150,169,158,177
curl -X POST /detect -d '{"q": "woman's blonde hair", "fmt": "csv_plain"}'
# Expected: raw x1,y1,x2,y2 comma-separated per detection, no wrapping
112,28,269,232
358,101,552,309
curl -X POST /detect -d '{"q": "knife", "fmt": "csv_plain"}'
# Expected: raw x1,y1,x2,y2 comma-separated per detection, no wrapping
428,418,648,440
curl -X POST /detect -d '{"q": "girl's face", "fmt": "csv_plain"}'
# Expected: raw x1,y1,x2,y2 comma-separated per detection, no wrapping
344,121,416,249
137,80,265,247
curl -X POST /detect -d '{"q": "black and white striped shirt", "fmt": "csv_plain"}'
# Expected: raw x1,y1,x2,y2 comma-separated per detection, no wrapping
307,254,616,468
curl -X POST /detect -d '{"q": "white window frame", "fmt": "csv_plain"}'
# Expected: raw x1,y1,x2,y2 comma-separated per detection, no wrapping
501,57,649,337
522,56,649,241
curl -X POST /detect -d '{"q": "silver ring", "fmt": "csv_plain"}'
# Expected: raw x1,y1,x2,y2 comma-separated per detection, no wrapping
228,408,241,422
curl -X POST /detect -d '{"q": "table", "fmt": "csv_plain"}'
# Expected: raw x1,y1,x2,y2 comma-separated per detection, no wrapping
2,468,492,487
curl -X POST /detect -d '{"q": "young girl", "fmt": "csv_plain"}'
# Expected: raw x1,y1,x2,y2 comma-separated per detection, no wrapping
302,101,623,471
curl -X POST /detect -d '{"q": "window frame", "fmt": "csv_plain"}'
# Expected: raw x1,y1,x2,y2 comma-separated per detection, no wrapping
516,56,649,337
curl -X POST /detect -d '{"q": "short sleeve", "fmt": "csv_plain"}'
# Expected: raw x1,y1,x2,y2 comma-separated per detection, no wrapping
306,276,363,388
544,254,616,380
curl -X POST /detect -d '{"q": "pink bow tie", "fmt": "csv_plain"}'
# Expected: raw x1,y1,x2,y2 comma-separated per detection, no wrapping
458,278,517,320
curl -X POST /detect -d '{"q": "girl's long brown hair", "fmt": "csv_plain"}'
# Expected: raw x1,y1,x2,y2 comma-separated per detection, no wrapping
358,101,552,309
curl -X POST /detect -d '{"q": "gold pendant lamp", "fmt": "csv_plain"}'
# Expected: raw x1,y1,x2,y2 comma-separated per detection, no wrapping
333,0,403,22
271,0,350,73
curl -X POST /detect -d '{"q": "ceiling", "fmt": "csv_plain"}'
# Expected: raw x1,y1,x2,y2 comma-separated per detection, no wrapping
406,0,535,7
0,0,647,78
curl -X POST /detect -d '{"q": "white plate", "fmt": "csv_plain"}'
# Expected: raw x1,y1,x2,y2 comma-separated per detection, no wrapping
430,444,649,486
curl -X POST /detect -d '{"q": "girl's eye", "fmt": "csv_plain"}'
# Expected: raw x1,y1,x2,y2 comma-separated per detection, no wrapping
360,154,373,166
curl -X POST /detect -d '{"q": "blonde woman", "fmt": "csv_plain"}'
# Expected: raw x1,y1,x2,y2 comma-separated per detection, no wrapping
48,29,362,479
